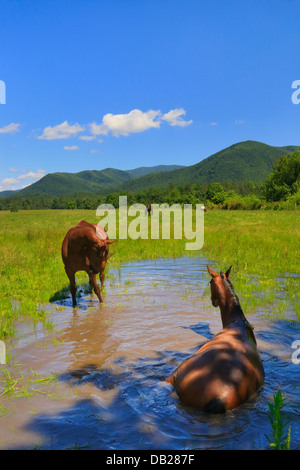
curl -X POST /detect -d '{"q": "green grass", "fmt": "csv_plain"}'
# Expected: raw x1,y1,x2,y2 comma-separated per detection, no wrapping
202,210,300,316
0,209,299,339
0,368,57,400
265,390,292,450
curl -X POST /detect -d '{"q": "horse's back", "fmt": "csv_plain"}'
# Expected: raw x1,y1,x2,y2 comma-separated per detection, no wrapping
166,327,264,412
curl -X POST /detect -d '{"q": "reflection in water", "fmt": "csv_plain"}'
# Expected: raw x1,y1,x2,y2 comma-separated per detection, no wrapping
1,257,299,449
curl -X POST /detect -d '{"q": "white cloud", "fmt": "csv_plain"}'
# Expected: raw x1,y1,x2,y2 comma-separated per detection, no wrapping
234,120,245,125
209,122,218,126
79,135,96,141
90,108,192,137
36,108,192,142
64,145,79,150
101,109,162,136
89,122,108,136
38,121,84,140
0,169,46,191
0,123,20,134
9,168,19,172
18,169,46,180
161,108,193,127
90,149,100,154
0,177,19,188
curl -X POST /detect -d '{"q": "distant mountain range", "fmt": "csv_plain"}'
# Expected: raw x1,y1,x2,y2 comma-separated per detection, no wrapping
120,141,300,192
0,165,184,198
0,190,19,198
1,141,299,198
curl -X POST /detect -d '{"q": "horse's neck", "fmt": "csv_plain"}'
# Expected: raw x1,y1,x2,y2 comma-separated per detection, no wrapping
220,303,246,328
221,303,255,342
218,279,255,343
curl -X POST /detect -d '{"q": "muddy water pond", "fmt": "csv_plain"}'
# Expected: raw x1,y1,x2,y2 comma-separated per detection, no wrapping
1,257,299,450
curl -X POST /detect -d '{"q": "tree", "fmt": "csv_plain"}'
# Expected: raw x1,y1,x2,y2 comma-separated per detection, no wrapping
265,151,300,202
10,202,19,212
165,188,181,205
105,193,120,208
68,200,77,210
83,199,92,210
206,182,225,204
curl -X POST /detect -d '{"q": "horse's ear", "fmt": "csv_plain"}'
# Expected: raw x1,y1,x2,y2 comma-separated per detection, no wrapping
207,265,218,278
225,265,232,278
105,239,116,245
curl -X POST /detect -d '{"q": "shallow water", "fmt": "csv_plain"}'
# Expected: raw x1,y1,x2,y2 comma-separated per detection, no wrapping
0,257,299,450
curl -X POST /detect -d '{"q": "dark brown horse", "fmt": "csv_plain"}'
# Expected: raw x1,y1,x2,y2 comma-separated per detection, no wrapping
145,203,153,216
166,265,264,413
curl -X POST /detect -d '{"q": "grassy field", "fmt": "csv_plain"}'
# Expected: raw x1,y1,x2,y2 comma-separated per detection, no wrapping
0,209,299,338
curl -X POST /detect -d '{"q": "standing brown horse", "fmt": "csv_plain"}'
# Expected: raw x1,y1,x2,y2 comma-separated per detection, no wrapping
145,203,153,216
62,221,115,307
166,265,264,413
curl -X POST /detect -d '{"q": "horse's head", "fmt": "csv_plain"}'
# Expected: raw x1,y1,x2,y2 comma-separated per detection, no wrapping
207,265,252,330
207,265,232,307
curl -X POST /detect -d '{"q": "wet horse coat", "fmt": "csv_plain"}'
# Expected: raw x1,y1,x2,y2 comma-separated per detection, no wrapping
166,266,264,413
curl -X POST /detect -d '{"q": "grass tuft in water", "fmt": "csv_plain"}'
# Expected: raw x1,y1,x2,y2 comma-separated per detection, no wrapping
265,390,292,450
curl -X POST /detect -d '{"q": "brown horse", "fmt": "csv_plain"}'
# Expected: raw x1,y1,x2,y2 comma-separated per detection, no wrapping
166,265,264,413
62,221,115,307
145,203,153,216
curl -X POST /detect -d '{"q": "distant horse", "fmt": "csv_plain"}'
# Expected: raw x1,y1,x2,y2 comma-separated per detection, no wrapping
145,203,153,216
166,265,264,413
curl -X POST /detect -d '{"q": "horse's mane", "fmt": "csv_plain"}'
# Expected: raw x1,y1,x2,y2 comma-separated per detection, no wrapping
220,272,254,331
220,274,240,307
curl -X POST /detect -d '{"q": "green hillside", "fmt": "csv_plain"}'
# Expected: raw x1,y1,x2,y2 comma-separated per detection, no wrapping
127,164,185,177
17,168,132,197
120,141,300,192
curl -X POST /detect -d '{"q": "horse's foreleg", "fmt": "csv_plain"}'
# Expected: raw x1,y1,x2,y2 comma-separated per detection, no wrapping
100,269,105,289
90,273,103,303
65,267,77,307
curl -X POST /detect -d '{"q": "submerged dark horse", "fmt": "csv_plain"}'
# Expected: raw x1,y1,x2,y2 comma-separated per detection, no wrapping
166,266,265,413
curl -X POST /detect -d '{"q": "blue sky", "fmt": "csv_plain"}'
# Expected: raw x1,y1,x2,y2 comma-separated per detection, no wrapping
0,0,300,191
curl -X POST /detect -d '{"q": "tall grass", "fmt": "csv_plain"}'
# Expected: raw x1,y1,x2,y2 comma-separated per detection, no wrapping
265,390,291,450
0,209,299,339
202,211,300,316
